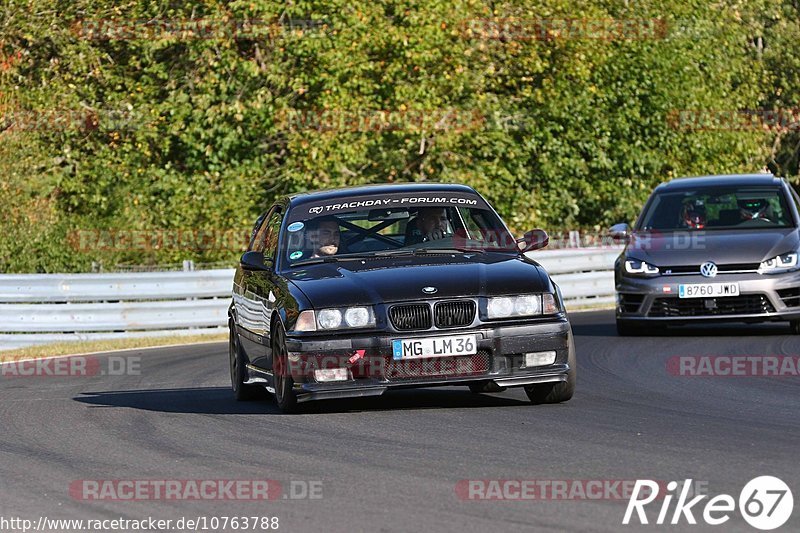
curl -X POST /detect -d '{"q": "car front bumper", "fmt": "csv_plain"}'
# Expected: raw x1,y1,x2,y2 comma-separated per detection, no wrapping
616,269,800,324
275,317,573,402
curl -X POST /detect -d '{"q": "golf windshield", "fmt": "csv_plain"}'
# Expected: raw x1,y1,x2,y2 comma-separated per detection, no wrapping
282,193,518,265
638,187,794,231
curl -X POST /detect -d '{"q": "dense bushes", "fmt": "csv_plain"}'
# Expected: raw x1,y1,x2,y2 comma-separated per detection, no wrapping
1,0,797,271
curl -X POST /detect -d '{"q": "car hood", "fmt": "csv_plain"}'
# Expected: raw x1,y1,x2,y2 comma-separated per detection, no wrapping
284,254,550,308
626,229,799,266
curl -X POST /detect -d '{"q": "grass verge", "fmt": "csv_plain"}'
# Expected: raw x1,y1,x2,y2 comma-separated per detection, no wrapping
0,333,228,363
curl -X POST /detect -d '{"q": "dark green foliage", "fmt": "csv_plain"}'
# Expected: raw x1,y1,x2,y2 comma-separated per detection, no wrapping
0,0,796,271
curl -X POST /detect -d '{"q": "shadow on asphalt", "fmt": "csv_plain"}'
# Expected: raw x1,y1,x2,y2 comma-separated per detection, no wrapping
571,321,792,338
73,386,534,414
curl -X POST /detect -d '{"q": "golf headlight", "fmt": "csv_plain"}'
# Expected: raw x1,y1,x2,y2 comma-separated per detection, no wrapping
486,294,558,319
624,258,660,277
317,306,375,330
759,252,799,274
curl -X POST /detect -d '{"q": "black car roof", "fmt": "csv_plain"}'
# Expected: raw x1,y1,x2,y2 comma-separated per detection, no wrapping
286,182,478,207
656,173,784,192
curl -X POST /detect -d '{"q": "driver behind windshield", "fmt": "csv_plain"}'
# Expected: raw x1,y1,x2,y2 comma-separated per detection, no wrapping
738,198,770,221
680,200,706,229
405,207,450,245
305,216,340,257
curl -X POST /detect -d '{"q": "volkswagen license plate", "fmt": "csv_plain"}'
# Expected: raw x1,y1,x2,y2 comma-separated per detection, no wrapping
678,283,740,298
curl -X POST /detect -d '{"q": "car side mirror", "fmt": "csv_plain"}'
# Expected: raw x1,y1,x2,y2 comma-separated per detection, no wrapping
609,223,631,242
518,229,549,252
240,251,273,271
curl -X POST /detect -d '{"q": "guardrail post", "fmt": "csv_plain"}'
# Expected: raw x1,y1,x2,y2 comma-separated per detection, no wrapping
568,230,581,248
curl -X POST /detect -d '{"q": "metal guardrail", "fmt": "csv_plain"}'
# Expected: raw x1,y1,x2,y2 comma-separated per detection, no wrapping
0,270,236,303
0,248,622,351
528,247,622,308
0,270,234,351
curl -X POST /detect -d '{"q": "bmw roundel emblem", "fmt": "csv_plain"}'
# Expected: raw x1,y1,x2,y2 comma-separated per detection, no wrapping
422,286,438,294
700,261,718,278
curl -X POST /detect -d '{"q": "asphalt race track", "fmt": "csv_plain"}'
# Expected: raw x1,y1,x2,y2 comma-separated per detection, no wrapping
2,310,798,532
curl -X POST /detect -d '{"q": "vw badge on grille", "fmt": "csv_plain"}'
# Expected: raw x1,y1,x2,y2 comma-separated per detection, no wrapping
700,261,718,278
422,286,437,294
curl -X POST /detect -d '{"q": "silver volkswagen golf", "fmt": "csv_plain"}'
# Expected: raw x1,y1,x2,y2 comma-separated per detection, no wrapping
612,173,800,335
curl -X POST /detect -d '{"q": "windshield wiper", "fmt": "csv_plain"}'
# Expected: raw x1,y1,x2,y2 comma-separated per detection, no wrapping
291,253,379,267
291,256,341,266
294,248,492,265
418,247,486,254
374,247,486,257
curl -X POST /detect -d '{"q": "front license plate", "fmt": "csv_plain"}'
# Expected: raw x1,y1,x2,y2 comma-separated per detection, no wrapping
678,283,740,298
392,335,477,360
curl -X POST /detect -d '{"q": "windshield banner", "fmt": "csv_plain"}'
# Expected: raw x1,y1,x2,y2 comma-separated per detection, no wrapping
287,192,489,222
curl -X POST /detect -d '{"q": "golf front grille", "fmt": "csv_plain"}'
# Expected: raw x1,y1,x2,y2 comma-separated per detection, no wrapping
647,294,775,317
777,288,800,308
383,351,490,381
618,293,645,313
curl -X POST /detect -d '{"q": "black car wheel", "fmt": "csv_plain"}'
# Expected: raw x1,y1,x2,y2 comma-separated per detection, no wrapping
524,337,576,404
272,321,300,413
229,321,260,401
790,320,800,334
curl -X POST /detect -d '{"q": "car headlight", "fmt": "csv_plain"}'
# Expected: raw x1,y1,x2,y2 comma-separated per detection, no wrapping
624,258,660,277
294,310,317,331
292,307,377,332
317,309,343,329
344,307,371,328
759,252,799,274
486,294,558,319
320,306,375,330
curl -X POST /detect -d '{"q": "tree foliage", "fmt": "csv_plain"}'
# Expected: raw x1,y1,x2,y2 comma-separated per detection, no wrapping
0,0,797,271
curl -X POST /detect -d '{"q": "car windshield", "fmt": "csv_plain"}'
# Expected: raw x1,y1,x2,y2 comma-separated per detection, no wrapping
638,186,795,231
281,192,518,266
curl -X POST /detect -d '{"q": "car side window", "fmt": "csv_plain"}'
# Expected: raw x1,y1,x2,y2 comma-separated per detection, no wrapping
789,185,800,220
249,209,274,252
248,212,268,250
262,208,284,259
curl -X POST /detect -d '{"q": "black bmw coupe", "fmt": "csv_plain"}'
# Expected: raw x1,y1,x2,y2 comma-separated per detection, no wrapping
229,183,575,412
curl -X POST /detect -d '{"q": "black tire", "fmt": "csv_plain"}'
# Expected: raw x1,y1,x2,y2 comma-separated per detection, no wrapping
790,320,800,334
524,337,576,404
271,321,300,414
229,321,260,401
